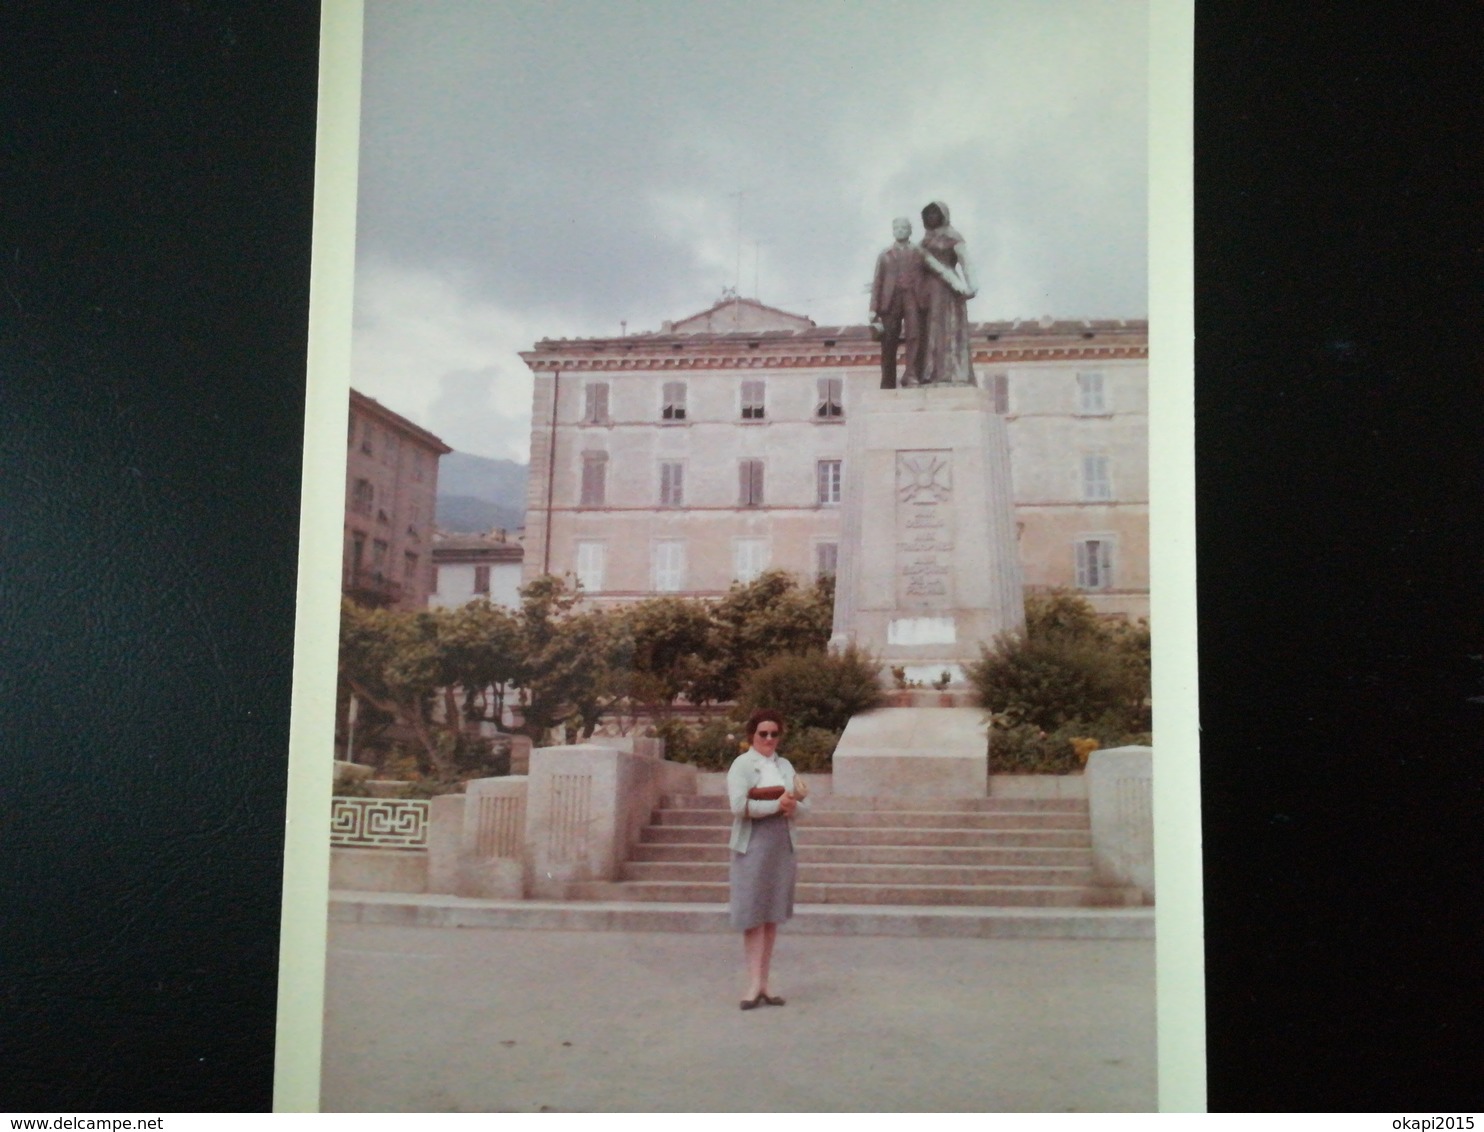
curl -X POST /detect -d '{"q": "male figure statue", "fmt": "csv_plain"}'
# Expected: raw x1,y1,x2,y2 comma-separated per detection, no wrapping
869,217,927,389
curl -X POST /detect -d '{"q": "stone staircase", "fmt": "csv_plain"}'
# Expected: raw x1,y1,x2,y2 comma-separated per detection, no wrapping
566,793,1144,908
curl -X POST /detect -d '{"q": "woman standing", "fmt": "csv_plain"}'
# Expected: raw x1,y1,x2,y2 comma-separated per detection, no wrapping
726,709,810,1010
916,200,979,386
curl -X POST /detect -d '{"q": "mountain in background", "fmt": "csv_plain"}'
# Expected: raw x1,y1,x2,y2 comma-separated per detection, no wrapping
436,451,528,534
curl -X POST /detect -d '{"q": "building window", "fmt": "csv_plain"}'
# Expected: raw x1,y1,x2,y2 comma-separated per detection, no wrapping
351,478,374,516
361,424,374,456
584,382,610,424
1075,538,1114,590
1081,455,1112,501
575,541,606,593
662,381,687,421
1077,372,1108,415
733,538,769,584
740,380,766,420
580,450,608,507
739,458,765,507
816,542,839,579
989,373,1009,414
652,540,686,592
817,459,842,505
350,532,366,572
383,431,401,467
659,461,685,507
474,564,491,595
372,539,389,570
816,377,844,419
404,551,419,581
412,450,425,483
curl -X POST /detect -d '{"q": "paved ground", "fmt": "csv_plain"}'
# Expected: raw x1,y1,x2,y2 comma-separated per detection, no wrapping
321,921,1156,1112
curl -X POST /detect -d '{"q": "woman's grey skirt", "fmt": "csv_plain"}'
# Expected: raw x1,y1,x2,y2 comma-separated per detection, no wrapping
728,812,797,931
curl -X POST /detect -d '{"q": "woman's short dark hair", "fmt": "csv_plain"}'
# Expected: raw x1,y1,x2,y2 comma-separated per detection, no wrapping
745,709,784,740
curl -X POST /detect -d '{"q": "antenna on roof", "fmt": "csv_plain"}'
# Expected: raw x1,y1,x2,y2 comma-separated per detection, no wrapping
729,189,744,295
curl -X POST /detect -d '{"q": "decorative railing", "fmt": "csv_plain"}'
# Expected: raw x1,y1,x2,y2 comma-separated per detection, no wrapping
343,567,403,607
330,797,429,850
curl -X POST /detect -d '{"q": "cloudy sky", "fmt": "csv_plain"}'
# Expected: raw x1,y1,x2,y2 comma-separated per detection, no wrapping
350,0,1149,462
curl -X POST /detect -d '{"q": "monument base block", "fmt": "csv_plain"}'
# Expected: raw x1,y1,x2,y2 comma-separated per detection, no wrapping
831,707,989,798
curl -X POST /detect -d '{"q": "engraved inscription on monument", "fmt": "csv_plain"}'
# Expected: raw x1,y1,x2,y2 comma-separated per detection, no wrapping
895,450,954,608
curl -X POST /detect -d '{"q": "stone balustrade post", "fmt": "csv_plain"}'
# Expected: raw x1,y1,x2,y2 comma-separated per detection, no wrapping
426,794,465,895
1085,745,1154,902
459,776,529,898
524,741,696,899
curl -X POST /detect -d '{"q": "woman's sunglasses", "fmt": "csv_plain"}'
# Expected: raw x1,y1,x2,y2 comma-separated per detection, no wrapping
755,729,781,739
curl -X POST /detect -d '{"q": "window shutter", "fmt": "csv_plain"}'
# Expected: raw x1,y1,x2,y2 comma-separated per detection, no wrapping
662,381,687,420
581,451,608,506
816,377,843,418
816,542,839,577
739,459,764,506
741,380,765,419
586,383,610,423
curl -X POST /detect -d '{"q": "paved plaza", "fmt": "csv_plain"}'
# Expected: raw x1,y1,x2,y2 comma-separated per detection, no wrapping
321,921,1155,1112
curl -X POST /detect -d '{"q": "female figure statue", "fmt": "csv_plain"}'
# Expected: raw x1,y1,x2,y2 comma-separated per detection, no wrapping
915,200,978,386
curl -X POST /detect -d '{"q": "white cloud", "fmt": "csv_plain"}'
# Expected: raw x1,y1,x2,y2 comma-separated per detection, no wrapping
351,0,1150,460
349,258,588,461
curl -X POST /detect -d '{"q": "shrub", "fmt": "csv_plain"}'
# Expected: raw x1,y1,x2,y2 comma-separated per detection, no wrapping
650,716,742,770
968,591,1150,735
735,645,883,734
988,719,1153,775
777,725,840,774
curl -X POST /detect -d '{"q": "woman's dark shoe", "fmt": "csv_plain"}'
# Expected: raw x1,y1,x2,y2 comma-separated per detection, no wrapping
761,994,786,1006
740,993,765,1010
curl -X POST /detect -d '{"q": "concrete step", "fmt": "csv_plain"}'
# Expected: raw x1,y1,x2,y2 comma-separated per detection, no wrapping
330,891,1154,940
620,860,1100,887
640,824,1093,848
660,794,1088,813
630,843,1095,867
566,880,1143,908
650,808,1089,831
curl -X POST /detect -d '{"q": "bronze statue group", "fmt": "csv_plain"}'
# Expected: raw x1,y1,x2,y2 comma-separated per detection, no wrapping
870,201,979,389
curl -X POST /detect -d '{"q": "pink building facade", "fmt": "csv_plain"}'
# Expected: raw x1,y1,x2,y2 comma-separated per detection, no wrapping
344,389,452,611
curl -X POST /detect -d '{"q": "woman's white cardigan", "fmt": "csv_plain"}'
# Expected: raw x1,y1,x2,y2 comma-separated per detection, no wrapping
726,748,811,853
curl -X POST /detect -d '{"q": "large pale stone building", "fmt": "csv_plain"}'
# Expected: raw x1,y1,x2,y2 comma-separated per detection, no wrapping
520,297,1148,621
344,389,452,611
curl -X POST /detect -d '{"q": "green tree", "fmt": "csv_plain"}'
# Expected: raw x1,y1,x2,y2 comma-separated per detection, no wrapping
625,594,720,714
338,600,455,776
734,644,883,735
699,569,836,702
512,574,634,742
968,590,1151,736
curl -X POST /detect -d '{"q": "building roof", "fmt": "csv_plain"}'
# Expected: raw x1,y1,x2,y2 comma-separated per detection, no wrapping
668,295,816,335
350,389,453,454
521,313,1147,372
432,531,525,563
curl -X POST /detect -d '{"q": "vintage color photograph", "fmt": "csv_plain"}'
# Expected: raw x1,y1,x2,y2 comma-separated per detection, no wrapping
304,0,1192,1112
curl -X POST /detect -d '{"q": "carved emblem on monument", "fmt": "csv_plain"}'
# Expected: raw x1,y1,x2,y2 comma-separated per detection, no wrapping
897,453,952,503
895,450,955,607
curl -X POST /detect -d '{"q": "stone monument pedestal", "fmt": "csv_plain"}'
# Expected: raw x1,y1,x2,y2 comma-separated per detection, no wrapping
831,385,1024,685
829,385,1024,797
831,706,989,798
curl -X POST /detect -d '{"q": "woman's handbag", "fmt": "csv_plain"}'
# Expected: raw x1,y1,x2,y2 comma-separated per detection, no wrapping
747,785,786,801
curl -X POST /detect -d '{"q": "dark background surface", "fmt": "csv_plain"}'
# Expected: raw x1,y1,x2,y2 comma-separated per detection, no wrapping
2,2,1480,1113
